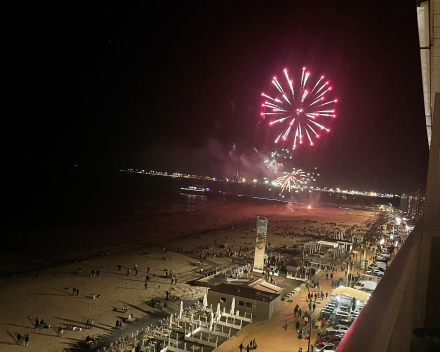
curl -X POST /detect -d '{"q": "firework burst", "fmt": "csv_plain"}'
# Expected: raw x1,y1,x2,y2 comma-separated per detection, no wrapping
272,168,310,193
261,67,337,149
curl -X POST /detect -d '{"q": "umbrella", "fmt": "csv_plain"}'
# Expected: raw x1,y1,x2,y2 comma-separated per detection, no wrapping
203,293,208,311
209,311,214,331
179,301,183,320
230,297,235,316
216,303,221,322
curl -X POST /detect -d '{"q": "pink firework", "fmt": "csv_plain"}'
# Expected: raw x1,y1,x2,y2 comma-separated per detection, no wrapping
261,67,337,149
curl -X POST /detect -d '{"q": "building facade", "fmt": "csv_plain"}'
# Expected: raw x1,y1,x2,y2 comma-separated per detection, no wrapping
207,283,281,320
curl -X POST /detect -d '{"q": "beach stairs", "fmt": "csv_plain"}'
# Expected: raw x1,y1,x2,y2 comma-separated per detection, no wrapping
284,287,301,301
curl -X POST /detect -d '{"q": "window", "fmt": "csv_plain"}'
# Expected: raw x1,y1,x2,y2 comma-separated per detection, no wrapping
220,297,226,303
246,302,252,308
239,301,244,306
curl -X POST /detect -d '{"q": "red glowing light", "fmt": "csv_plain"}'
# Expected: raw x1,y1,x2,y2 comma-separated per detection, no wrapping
321,97,325,100
261,93,265,96
310,142,314,146
269,121,274,125
335,99,338,102
316,135,320,138
332,115,337,118
273,77,277,80
283,68,287,72
325,81,329,85
321,75,324,79
329,87,333,91
302,67,306,70
327,129,331,132
260,113,264,116
261,104,265,107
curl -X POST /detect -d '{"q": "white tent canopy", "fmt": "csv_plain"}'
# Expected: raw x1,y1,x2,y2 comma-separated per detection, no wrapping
331,287,370,302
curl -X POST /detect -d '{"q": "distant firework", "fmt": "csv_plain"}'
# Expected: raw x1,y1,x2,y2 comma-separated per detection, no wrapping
272,168,310,193
261,67,337,149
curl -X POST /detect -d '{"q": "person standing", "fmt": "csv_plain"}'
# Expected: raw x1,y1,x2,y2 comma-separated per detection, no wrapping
239,343,244,352
73,287,76,296
135,268,138,276
35,317,39,329
86,319,90,329
312,303,316,312
145,282,148,290
246,344,250,352
17,332,22,345
147,266,150,273
96,270,100,277
175,278,177,284
76,288,79,296
24,333,29,346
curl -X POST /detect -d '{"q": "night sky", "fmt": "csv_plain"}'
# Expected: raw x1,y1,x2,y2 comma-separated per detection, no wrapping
9,0,429,194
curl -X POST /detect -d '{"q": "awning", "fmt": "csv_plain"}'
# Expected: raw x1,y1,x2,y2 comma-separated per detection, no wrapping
330,287,370,302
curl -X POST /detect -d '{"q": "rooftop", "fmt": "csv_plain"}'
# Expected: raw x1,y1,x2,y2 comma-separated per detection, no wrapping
209,283,280,303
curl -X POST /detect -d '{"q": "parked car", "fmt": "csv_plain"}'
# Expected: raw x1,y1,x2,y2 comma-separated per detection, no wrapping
313,342,336,352
367,268,385,276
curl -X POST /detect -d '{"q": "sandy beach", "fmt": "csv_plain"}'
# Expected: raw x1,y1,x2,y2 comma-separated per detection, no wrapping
0,201,375,351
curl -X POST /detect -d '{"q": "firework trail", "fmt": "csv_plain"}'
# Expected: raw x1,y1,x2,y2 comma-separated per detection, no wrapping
261,67,337,149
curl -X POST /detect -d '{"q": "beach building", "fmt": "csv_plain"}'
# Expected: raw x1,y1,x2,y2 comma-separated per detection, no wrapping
207,282,281,320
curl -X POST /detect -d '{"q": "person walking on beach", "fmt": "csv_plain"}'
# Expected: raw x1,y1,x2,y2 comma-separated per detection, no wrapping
24,333,29,346
145,282,148,290
253,338,257,349
96,270,100,277
135,268,138,276
147,266,150,273
17,332,22,345
127,268,131,276
73,287,76,296
312,303,316,312
86,319,90,329
175,278,177,284
35,317,39,329
239,342,244,351
76,288,79,296
118,264,121,271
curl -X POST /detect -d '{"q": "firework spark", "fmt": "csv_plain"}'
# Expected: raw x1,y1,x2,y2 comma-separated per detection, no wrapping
261,67,337,149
